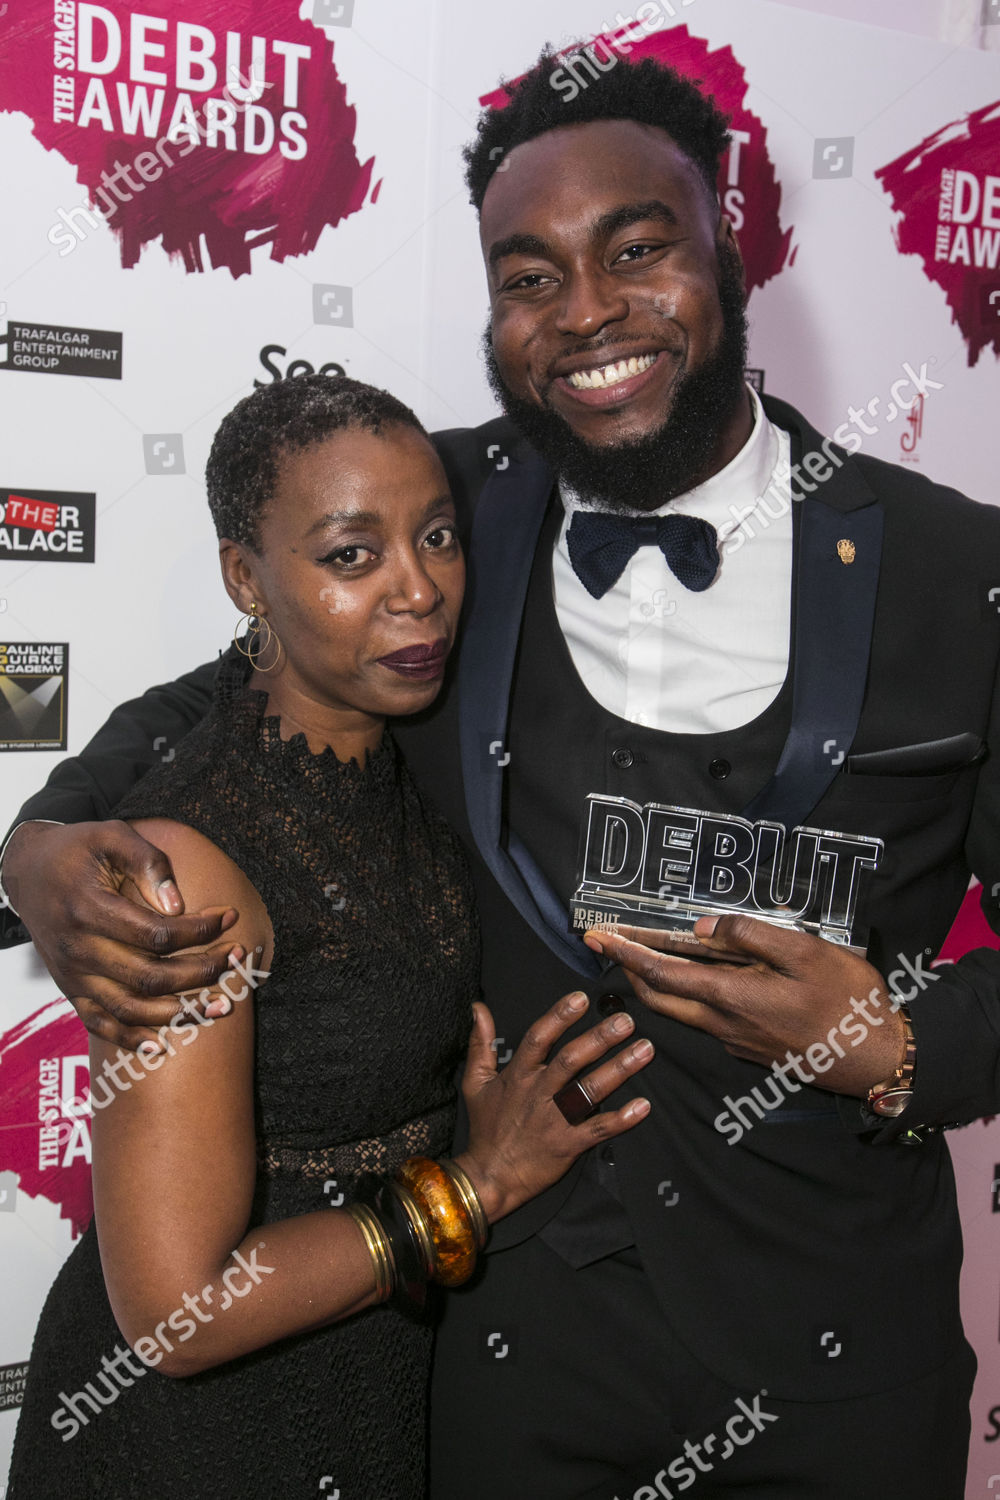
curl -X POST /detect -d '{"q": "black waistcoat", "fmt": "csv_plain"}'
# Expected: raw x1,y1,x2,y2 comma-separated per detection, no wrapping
507,497,795,913
505,496,795,1265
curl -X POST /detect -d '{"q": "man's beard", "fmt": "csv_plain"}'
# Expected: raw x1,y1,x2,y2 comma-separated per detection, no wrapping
483,244,749,513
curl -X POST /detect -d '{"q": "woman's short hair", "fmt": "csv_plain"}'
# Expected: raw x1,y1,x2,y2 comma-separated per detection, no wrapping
206,373,428,549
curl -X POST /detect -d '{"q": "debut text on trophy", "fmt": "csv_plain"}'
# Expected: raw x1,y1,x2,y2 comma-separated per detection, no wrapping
570,795,883,953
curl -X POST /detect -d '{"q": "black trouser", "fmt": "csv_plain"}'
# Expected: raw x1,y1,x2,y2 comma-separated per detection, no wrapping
428,1237,974,1500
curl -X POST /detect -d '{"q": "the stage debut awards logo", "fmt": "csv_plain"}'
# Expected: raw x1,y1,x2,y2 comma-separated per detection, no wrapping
876,100,1000,367
0,1001,93,1242
0,489,96,561
481,25,795,297
0,2,379,277
0,642,69,750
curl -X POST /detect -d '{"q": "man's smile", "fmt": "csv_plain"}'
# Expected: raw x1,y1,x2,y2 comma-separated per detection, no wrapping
545,344,684,417
564,351,658,390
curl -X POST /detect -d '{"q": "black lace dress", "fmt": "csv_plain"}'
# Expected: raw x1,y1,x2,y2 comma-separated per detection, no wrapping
8,660,478,1500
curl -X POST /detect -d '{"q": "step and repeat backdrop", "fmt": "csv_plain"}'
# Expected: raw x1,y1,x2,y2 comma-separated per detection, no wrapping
1,0,999,1489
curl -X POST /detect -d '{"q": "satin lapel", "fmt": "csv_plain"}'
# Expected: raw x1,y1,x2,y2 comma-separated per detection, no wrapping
459,450,602,976
743,413,885,828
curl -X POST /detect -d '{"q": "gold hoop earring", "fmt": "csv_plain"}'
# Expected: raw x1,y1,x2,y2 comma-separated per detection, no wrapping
233,603,282,673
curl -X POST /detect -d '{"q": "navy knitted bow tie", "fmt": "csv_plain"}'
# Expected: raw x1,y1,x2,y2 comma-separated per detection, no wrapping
566,510,720,600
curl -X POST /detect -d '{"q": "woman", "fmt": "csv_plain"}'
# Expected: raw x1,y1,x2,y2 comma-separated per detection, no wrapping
8,375,653,1497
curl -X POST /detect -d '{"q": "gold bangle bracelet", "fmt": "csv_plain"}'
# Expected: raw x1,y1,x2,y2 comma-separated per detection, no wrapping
439,1158,489,1250
345,1202,395,1304
384,1179,437,1280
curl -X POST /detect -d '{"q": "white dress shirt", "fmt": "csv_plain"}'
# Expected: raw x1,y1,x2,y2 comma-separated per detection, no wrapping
552,386,793,734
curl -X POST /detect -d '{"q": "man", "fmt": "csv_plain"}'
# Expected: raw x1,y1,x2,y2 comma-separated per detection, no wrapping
4,49,999,1499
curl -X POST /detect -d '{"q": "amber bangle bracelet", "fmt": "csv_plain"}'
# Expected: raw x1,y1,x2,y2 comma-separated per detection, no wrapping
395,1156,479,1288
438,1158,489,1250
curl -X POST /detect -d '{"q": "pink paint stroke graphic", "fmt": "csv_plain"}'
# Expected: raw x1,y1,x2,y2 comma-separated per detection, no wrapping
876,100,1000,367
0,1,374,277
479,26,794,297
0,1001,93,1239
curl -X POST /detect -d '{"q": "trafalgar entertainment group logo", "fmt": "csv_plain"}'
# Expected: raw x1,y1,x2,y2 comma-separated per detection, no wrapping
0,489,96,562
0,315,123,380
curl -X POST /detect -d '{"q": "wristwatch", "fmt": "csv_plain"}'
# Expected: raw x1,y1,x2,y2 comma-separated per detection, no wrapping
866,1003,917,1118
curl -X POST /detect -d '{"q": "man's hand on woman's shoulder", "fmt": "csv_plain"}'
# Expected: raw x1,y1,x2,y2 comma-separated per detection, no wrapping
2,818,242,1052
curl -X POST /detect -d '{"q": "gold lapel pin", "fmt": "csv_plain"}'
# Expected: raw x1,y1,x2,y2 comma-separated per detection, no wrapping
837,539,856,565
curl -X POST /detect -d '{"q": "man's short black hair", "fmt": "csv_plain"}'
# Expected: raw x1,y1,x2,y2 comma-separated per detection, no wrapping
464,46,731,212
206,373,427,550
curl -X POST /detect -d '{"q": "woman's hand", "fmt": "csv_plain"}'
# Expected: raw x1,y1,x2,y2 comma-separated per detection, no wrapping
454,992,653,1224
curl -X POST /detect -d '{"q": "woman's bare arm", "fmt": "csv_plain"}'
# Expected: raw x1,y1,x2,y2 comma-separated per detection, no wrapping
91,817,381,1378
92,820,656,1378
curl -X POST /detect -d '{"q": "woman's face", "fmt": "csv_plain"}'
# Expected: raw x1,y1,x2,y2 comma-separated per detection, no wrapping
228,423,464,727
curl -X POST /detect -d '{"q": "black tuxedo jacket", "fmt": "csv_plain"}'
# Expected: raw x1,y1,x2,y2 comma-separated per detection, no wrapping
5,395,1000,1400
